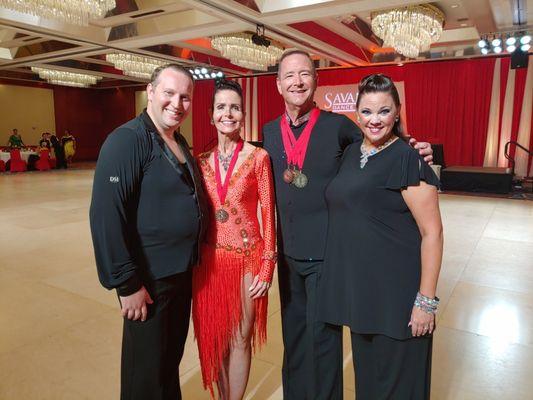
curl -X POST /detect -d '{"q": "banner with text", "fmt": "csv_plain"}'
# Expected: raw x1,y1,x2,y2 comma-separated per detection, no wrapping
314,82,408,133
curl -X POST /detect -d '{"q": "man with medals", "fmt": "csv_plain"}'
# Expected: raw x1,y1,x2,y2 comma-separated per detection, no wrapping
262,49,434,399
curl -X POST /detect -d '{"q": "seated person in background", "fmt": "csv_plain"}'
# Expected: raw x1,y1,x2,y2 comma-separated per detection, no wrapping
8,128,24,149
39,133,51,149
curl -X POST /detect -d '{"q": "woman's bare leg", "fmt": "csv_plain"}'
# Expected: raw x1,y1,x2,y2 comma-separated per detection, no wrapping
217,272,255,400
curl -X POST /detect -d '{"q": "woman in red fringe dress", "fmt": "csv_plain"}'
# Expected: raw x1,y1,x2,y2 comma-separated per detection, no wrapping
193,79,276,399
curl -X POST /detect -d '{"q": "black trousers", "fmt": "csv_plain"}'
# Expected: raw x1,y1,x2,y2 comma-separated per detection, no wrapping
278,256,343,400
120,271,192,400
351,332,432,400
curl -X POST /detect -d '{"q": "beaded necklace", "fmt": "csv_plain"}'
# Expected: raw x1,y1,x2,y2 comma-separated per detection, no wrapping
359,136,398,169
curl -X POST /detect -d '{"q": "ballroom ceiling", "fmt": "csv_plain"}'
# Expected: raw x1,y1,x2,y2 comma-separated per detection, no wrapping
0,0,531,88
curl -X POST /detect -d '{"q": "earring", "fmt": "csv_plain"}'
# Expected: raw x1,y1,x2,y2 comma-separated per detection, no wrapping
395,117,399,122
210,119,214,125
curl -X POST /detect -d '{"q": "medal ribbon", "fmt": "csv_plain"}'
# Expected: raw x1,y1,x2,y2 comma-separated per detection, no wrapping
214,139,244,206
280,108,320,170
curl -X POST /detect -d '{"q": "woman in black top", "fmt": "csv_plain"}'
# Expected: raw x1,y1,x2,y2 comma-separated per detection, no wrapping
318,74,443,399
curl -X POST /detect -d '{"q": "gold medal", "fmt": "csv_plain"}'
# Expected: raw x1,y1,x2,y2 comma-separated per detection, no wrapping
292,171,308,188
215,209,229,223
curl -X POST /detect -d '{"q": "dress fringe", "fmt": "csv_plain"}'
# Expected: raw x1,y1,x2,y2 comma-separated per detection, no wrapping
192,243,268,397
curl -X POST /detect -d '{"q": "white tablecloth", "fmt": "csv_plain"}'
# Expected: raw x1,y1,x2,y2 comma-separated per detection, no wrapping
0,151,37,163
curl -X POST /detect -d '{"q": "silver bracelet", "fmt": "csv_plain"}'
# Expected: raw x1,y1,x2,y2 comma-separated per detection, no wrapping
414,292,440,314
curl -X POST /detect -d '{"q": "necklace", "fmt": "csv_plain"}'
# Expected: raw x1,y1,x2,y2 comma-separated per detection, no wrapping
217,147,237,171
360,136,398,169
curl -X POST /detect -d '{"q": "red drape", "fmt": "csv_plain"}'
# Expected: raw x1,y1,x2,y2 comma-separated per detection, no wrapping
193,57,507,166
192,80,217,155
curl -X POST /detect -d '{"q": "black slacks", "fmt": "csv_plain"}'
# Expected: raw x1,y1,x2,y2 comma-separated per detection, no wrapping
351,332,432,400
278,256,343,400
120,271,192,400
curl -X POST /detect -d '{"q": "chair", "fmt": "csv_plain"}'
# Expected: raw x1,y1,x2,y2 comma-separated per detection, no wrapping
35,149,51,171
9,149,27,172
0,160,5,172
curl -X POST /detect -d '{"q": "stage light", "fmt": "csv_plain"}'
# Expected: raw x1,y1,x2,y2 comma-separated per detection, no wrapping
521,44,531,52
481,48,489,55
189,69,194,74
192,75,198,80
492,38,501,47
506,37,516,46
494,46,502,53
478,39,487,48
216,71,224,78
201,67,208,74
520,35,531,45
194,68,200,75
507,45,516,53
210,72,216,78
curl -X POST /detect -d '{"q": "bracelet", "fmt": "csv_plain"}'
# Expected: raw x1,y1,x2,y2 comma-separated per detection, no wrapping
414,292,440,314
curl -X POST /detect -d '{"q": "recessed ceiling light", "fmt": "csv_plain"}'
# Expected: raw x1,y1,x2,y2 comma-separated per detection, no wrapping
460,23,468,27
451,4,459,8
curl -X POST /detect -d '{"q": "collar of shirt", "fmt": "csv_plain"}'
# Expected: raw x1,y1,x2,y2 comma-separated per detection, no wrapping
284,107,314,129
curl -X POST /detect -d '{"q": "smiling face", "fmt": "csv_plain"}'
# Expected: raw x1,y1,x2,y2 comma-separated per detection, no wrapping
276,53,317,114
356,91,400,148
211,89,244,137
146,67,193,135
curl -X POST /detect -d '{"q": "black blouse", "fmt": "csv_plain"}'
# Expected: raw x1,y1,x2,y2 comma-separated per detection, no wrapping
318,138,440,339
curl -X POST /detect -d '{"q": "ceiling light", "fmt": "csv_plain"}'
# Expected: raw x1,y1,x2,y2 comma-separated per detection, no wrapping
481,48,489,55
370,4,445,59
521,44,531,52
520,35,531,45
506,37,516,46
106,53,166,80
211,32,284,71
492,38,501,47
216,71,224,78
478,39,487,48
31,67,101,87
506,45,516,53
494,46,502,54
0,0,115,26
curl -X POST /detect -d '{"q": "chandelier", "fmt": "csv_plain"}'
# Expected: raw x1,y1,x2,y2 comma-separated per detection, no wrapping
371,4,445,59
211,32,284,71
106,53,167,80
0,0,116,26
31,67,102,88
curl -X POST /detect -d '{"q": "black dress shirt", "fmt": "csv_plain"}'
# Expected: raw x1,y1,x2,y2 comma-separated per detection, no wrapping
90,110,208,295
263,110,362,260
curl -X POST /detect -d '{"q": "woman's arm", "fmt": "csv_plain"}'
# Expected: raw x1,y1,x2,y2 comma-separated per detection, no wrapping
249,150,277,299
402,181,443,336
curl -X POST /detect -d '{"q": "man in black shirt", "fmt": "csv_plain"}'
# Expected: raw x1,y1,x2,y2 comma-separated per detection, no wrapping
90,64,207,400
263,50,433,399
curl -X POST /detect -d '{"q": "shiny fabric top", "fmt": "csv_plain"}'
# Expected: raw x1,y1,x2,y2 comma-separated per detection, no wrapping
197,146,276,281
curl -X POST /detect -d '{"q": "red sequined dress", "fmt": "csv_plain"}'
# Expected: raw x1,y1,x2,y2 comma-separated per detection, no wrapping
192,146,276,395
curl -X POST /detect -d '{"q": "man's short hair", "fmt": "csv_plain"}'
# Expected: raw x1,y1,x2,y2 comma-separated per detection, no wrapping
150,64,193,87
277,49,316,77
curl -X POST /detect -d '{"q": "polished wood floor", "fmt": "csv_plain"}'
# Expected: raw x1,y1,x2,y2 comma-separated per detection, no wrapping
1,167,532,399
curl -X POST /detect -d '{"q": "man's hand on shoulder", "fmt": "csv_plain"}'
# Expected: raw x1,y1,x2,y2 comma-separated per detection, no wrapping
408,137,433,164
119,286,153,322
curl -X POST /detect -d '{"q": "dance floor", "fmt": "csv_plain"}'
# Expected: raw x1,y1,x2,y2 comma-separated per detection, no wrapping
1,167,532,399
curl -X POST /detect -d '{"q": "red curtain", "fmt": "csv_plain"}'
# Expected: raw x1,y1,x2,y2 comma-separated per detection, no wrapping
192,80,217,155
193,57,503,166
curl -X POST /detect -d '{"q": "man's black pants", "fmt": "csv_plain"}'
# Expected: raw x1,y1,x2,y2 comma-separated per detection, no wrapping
278,256,343,400
120,271,192,400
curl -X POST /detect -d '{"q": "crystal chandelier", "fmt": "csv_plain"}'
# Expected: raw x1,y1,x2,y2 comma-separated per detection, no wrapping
31,67,102,88
211,32,284,71
106,53,167,80
371,4,445,59
0,0,116,26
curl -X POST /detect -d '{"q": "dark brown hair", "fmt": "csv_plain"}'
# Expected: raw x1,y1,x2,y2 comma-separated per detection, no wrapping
356,74,403,137
212,79,243,108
